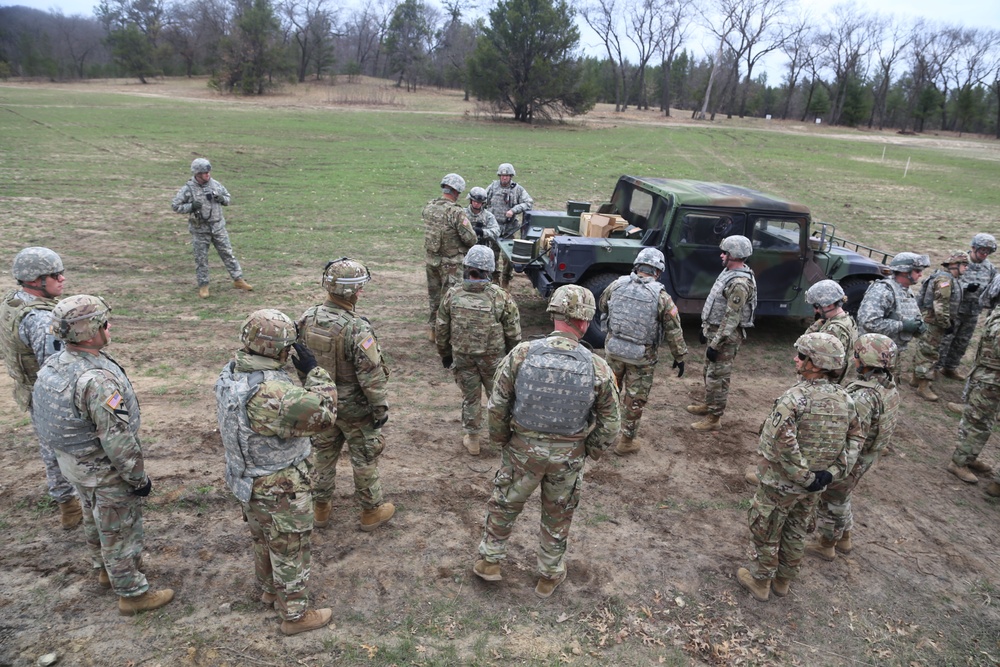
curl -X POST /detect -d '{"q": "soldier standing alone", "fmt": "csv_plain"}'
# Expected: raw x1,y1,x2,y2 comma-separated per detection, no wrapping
938,234,997,379
423,173,477,341
912,251,968,401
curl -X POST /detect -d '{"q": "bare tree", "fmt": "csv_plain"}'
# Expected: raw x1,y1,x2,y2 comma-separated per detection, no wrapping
279,0,338,82
580,0,629,111
866,14,913,130
52,12,106,78
656,0,692,116
720,0,791,118
941,27,996,133
778,11,816,120
816,2,876,125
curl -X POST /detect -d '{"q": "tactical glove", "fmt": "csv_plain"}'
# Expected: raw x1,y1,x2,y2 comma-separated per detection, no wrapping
131,477,153,497
706,347,719,363
966,283,980,294
699,332,708,345
672,360,685,378
190,200,202,212
944,325,955,335
442,355,453,369
291,342,317,374
901,318,924,334
372,410,389,429
805,470,832,492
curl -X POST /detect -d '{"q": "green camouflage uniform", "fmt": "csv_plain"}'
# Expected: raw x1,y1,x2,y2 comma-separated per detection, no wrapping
816,371,899,541
940,256,996,371
747,378,863,583
599,274,687,439
804,312,858,383
423,197,477,324
171,176,244,287
478,331,620,579
701,268,756,417
436,279,521,435
217,350,338,621
297,296,391,510
914,269,962,380
952,308,1000,478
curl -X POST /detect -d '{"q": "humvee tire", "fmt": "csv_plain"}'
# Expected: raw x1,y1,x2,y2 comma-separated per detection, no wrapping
581,272,622,348
841,276,873,317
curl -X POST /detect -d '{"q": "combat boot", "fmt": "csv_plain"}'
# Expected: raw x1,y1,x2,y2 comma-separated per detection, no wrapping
945,401,965,414
744,466,759,485
427,326,436,344
98,568,111,589
805,536,838,561
908,372,918,388
463,433,480,456
360,503,395,532
233,278,254,291
198,285,210,299
968,458,994,474
836,531,853,554
59,497,82,530
118,588,174,615
985,482,1000,498
314,500,332,528
535,569,567,599
260,591,278,606
736,567,770,602
916,380,939,402
473,559,502,581
685,403,710,415
691,415,721,431
771,577,790,597
280,608,332,636
942,368,966,381
614,436,641,456
948,461,979,484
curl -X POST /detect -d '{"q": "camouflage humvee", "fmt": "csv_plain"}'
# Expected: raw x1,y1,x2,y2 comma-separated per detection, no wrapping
500,176,891,347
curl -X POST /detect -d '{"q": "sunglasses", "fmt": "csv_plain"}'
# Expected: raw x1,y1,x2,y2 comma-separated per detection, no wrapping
797,352,808,361
48,272,64,279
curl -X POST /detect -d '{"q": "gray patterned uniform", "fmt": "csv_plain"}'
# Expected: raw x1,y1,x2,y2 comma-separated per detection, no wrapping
940,257,996,371
171,176,244,287
466,207,502,282
0,288,75,502
700,267,756,416
485,180,533,239
856,279,921,350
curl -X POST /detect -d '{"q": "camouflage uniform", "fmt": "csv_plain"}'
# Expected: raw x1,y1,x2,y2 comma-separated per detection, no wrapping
486,177,533,285
478,331,620,579
297,297,391,510
171,175,244,287
423,197,477,324
747,378,863,583
32,348,150,597
856,278,921,350
466,205,502,283
804,312,858,383
951,308,1000,475
700,267,757,417
0,288,75,503
599,273,687,439
940,256,996,372
914,269,962,380
216,349,338,621
436,278,521,435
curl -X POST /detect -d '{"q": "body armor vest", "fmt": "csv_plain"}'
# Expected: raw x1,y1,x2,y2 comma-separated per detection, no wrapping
974,309,1000,370
606,275,662,362
301,304,359,387
513,339,595,436
961,258,995,307
216,362,312,503
451,287,504,356
860,279,921,341
848,379,899,458
918,269,962,322
792,384,853,472
0,289,55,410
702,267,757,328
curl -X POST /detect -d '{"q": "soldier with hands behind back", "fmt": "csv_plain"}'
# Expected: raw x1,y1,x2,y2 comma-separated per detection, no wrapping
938,234,997,379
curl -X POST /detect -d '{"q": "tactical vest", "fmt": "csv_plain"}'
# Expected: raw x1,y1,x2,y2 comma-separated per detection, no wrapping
974,309,1000,370
32,350,141,457
215,362,312,503
961,258,996,306
187,178,223,226
450,287,504,356
0,289,56,410
918,270,961,321
606,275,662,362
861,279,921,341
423,198,468,259
819,313,858,381
793,383,854,472
301,304,359,387
513,339,595,436
848,378,899,457
701,267,757,329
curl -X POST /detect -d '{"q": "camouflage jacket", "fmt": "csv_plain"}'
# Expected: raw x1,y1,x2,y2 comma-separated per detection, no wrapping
959,257,996,312
423,197,477,265
436,279,521,358
971,307,1000,373
171,176,231,227
917,269,961,329
599,273,687,366
856,278,921,345
488,331,620,457
757,377,863,494
0,288,59,410
843,372,899,481
702,268,756,345
485,180,533,237
465,207,501,245
805,311,858,382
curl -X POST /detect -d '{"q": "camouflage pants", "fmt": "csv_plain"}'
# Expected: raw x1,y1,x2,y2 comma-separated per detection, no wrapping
815,459,878,542
425,259,463,324
952,375,1000,471
938,306,980,371
243,465,313,621
608,358,656,439
76,482,148,597
746,483,817,582
913,324,946,379
311,418,385,509
36,434,75,503
453,353,502,434
478,435,585,579
703,331,741,416
190,222,243,287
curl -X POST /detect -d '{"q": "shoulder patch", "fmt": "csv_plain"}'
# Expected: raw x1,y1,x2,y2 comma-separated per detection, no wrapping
361,335,375,351
103,390,130,421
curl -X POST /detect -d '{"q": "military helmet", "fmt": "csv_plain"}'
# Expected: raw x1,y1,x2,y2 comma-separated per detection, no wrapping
794,331,845,371
52,294,111,344
467,187,488,203
240,309,296,358
441,173,466,194
12,247,64,282
547,284,596,321
463,246,495,272
943,250,970,266
720,235,753,259
322,257,371,297
889,252,926,273
190,158,212,174
804,279,846,307
497,163,516,177
971,233,997,251
853,333,897,371
634,247,665,272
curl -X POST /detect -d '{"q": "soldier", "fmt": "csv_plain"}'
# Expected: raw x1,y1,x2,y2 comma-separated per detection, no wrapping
0,247,81,529
946,304,1000,493
806,334,900,561
31,295,174,615
599,248,687,455
737,333,863,602
939,234,997,379
687,235,757,432
856,251,929,351
171,158,253,299
803,280,858,383
486,163,534,288
465,187,502,283
473,285,620,598
216,309,339,635
423,173,477,341
297,259,395,532
436,246,522,456
912,251,968,401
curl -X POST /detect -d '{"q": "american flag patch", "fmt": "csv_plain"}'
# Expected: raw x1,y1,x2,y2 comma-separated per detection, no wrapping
106,392,124,410
361,335,375,350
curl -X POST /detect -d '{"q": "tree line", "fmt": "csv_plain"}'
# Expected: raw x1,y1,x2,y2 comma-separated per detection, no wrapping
1,0,998,135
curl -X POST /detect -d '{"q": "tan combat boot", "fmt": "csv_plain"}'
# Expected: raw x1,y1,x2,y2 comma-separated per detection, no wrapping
916,380,939,402
99,554,142,589
463,433,480,456
945,401,965,414
942,368,965,381
985,482,1000,498
314,500,332,528
118,589,174,615
360,503,395,532
281,608,332,636
771,577,790,597
233,278,253,291
805,536,838,561
473,559,502,581
736,567,770,602
948,461,979,484
836,530,853,554
260,591,278,606
198,285,210,299
427,326,436,344
59,497,82,530
691,415,721,431
968,458,994,474
908,372,918,388
614,436,641,456
685,403,710,415
744,465,759,485
535,569,567,599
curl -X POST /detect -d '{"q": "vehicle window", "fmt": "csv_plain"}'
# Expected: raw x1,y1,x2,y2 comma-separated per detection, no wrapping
678,213,738,246
751,217,804,251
